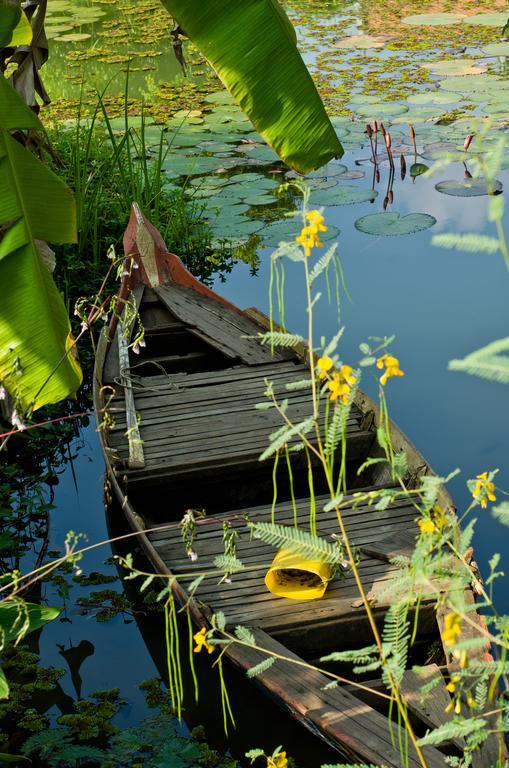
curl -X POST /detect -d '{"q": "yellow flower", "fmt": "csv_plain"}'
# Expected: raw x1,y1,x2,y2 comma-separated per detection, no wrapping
417,518,435,534
193,627,215,654
328,365,357,404
306,209,327,234
472,471,496,509
267,753,288,768
376,354,405,386
295,211,327,256
442,612,461,648
446,674,460,693
316,356,333,379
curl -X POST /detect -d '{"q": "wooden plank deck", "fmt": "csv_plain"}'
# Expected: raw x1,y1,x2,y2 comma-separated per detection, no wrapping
156,283,295,365
107,361,374,484
225,629,449,767
146,488,434,651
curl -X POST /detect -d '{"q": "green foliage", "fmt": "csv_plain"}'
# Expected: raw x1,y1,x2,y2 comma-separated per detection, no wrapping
0,74,81,413
252,521,346,565
246,656,276,678
159,0,342,173
492,501,509,526
449,337,509,384
381,603,410,687
259,417,314,460
418,716,488,746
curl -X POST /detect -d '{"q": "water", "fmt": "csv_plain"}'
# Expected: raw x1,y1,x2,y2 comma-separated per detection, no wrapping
7,0,509,762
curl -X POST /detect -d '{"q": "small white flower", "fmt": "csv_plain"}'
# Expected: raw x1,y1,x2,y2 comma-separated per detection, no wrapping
132,343,140,355
225,577,232,584
80,320,89,333
122,269,130,278
132,261,139,270
188,551,198,562
0,386,6,401
139,338,146,348
11,410,26,431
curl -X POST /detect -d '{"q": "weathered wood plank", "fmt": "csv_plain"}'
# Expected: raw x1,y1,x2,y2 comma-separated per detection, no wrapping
156,282,295,365
117,289,145,469
226,629,448,768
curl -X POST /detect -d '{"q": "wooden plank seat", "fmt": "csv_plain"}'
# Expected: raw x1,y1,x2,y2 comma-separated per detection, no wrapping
107,360,375,484
146,487,432,650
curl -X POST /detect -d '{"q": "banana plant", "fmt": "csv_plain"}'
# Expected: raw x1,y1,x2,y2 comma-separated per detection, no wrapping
160,0,343,174
0,73,82,415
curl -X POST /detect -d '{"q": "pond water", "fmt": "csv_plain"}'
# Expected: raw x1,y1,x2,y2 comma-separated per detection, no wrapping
9,0,509,763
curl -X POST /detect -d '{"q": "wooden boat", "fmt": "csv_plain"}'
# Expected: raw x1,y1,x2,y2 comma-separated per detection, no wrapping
94,203,497,768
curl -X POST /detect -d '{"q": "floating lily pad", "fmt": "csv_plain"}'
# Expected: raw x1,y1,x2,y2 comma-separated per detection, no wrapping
54,32,92,42
243,194,279,206
351,102,409,118
483,42,509,57
310,185,378,206
435,179,503,196
421,59,486,76
402,13,464,25
204,91,237,105
334,34,392,49
354,212,436,236
421,141,460,160
407,90,458,105
464,12,508,25
410,163,429,178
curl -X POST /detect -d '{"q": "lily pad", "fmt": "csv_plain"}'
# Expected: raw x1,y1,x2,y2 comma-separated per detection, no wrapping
402,13,464,25
421,141,460,160
407,91,458,105
464,13,508,26
351,103,409,118
435,179,503,196
354,212,436,236
483,43,509,57
334,34,391,49
310,185,378,206
54,32,92,42
243,194,278,206
410,163,429,178
421,59,486,76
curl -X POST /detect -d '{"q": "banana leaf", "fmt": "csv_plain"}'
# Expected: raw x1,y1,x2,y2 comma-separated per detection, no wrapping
0,74,81,414
160,0,343,173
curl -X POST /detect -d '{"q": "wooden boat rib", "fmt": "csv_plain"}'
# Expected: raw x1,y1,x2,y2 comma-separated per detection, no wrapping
94,203,497,768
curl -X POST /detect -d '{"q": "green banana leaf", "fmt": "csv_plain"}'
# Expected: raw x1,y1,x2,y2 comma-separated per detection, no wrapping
0,74,81,414
159,0,343,173
0,0,31,47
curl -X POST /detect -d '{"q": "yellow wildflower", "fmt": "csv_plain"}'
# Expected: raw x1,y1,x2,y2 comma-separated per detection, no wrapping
193,627,215,654
417,518,435,534
432,504,448,531
466,692,477,709
267,753,288,768
306,209,327,234
316,356,333,379
446,674,460,693
442,612,461,648
295,210,328,256
328,365,357,404
376,354,405,386
472,471,496,509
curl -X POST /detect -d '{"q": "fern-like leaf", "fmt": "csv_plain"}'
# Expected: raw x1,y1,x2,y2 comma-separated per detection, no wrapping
259,417,314,461
246,656,275,678
449,337,509,384
432,232,500,254
252,522,345,564
258,331,305,348
234,625,255,645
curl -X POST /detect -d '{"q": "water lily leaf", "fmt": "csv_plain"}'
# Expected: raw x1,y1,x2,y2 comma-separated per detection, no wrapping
421,59,485,76
286,162,348,179
421,141,459,160
435,179,503,197
311,184,378,206
410,163,429,178
54,32,92,42
464,13,508,25
352,102,409,118
483,42,509,57
407,91,457,105
243,194,278,206
439,74,507,93
402,13,464,25
354,212,436,236
204,90,238,105
334,34,391,49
